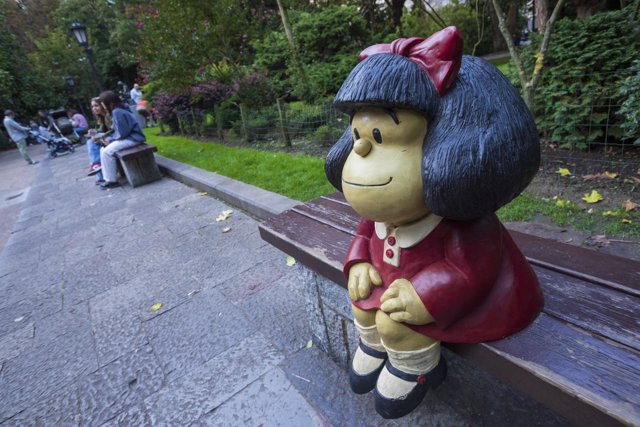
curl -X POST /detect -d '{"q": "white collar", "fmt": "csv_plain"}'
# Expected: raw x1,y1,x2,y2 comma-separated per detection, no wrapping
374,214,443,248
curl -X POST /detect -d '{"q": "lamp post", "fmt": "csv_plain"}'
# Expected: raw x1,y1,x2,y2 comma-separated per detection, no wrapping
70,21,104,92
64,75,88,118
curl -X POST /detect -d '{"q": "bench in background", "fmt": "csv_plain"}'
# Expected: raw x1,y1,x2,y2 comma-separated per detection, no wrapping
259,192,640,427
115,143,162,188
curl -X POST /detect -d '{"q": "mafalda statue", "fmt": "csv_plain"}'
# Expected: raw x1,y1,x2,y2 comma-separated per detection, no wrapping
325,26,544,419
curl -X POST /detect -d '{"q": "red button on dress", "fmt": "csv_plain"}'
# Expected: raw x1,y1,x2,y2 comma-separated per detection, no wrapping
385,249,394,258
387,236,396,246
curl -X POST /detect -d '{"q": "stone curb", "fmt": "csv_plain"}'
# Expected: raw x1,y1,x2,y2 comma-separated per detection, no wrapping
155,154,300,220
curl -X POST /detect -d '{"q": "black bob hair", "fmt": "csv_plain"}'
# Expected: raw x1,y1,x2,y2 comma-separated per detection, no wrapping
325,53,540,220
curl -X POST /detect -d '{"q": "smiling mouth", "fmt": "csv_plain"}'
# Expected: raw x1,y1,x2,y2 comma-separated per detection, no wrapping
342,177,393,187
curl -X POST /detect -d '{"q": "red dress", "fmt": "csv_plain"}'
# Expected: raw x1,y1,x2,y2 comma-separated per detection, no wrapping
344,215,543,343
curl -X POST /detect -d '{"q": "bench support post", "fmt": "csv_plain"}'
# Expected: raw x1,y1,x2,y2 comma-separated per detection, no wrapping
118,150,161,188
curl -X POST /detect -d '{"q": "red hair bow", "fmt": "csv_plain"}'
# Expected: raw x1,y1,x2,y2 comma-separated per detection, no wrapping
359,26,464,96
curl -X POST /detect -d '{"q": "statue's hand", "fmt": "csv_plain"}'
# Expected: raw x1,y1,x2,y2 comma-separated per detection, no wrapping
380,279,434,325
347,262,382,301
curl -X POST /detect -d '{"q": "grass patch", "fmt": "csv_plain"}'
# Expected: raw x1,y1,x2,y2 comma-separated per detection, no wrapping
499,193,640,238
144,128,334,201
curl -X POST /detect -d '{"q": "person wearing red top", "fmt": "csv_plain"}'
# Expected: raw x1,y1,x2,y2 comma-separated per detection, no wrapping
324,27,543,419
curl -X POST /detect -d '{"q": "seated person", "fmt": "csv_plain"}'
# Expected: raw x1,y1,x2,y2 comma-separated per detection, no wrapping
96,90,146,189
68,109,89,136
86,97,112,184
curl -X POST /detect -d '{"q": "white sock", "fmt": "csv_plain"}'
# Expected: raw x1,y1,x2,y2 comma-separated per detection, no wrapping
353,320,386,375
376,341,441,399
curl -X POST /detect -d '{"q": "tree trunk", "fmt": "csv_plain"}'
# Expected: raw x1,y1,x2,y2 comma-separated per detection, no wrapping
492,0,567,110
535,0,550,31
275,0,310,98
238,103,249,143
276,97,291,147
574,0,600,19
489,6,508,51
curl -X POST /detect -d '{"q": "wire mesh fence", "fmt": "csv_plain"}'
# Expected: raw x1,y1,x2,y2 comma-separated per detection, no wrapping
162,69,639,163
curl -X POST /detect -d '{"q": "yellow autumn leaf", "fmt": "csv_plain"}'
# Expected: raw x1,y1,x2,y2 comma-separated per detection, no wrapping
286,256,296,267
199,191,208,196
622,219,632,224
150,303,162,312
582,190,604,204
556,167,571,177
602,171,618,179
602,210,618,217
306,339,313,348
555,199,571,207
222,227,231,233
216,209,233,222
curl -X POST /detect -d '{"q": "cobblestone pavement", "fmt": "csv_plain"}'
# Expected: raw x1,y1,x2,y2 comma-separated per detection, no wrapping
0,145,476,426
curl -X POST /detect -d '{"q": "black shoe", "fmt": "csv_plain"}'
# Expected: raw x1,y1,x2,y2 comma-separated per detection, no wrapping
349,339,388,395
100,181,120,190
373,357,447,419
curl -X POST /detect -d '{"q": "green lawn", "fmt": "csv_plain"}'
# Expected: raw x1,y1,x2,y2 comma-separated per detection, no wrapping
145,128,334,201
146,128,639,238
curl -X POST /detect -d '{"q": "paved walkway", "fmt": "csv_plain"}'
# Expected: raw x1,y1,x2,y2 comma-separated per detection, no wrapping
0,145,472,426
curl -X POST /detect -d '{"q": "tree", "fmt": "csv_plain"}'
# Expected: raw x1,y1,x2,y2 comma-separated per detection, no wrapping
492,0,567,108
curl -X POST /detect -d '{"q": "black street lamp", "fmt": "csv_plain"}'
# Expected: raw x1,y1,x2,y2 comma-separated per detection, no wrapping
64,75,88,118
70,21,104,92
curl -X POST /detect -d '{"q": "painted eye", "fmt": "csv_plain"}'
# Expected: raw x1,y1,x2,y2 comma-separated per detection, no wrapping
353,128,360,140
372,128,382,144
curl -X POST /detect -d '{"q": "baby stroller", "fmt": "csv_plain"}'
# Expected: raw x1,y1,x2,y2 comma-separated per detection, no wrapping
49,108,84,145
38,110,75,157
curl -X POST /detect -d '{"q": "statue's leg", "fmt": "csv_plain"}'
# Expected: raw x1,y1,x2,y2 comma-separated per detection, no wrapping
350,306,388,394
373,310,447,419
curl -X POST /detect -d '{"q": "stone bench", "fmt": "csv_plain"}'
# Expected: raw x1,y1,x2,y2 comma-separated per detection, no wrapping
115,143,162,188
259,192,640,426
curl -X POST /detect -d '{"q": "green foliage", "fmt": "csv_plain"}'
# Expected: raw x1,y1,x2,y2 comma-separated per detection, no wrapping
252,5,369,101
401,1,492,56
144,128,335,201
618,60,640,145
520,8,640,149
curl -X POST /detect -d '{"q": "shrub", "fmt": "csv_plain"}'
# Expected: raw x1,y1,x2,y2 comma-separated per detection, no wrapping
618,60,640,145
521,8,640,149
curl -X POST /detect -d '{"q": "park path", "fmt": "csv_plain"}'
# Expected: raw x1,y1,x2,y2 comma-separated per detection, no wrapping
0,144,471,426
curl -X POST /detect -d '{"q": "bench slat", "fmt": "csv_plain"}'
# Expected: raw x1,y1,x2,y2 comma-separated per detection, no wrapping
535,266,640,352
450,312,640,427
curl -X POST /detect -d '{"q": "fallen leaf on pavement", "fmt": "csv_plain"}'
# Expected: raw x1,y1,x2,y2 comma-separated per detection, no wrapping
306,339,313,348
556,167,571,177
14,316,24,322
149,303,162,312
199,191,208,196
222,227,231,233
216,210,233,222
286,256,296,267
582,190,604,204
623,200,639,212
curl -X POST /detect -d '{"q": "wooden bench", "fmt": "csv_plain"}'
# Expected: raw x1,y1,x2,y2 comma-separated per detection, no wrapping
259,192,640,427
115,143,162,188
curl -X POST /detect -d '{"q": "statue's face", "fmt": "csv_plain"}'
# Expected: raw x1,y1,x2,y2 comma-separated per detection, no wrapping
342,107,429,225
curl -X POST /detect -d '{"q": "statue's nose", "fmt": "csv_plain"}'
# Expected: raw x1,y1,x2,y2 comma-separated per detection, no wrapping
353,139,371,157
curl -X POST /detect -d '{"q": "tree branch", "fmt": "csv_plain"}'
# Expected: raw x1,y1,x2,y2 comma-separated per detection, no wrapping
491,0,527,89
